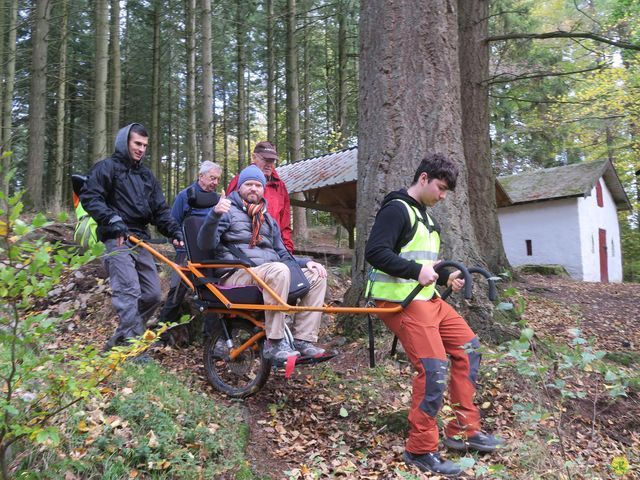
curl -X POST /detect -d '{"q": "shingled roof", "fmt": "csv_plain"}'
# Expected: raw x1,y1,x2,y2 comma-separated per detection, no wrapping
497,160,631,211
277,146,357,193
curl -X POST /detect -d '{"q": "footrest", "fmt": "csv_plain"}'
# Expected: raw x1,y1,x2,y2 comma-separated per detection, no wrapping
295,351,338,365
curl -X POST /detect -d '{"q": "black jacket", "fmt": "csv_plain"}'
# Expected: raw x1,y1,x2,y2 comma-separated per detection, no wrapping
79,123,180,241
365,189,449,284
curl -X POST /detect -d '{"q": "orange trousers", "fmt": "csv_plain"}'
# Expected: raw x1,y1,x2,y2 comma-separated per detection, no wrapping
378,297,482,453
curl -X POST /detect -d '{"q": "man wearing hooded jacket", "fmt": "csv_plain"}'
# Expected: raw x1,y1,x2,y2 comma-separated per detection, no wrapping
365,153,504,477
80,123,183,351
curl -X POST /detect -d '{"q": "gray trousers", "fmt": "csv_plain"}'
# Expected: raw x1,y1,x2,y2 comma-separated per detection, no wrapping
103,239,162,347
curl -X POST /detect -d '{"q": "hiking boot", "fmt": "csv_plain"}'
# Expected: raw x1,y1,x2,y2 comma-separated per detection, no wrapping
263,339,300,363
443,432,506,453
102,334,129,353
128,352,154,365
403,451,461,477
293,339,325,357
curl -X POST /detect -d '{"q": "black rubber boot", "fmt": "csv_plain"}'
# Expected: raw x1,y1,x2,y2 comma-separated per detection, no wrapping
443,432,506,453
403,451,462,477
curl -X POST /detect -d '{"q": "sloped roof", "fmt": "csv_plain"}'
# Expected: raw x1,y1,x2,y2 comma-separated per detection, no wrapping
497,160,631,211
277,146,357,193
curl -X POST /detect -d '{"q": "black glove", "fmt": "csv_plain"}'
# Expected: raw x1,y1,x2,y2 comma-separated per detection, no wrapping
172,231,184,244
110,220,128,238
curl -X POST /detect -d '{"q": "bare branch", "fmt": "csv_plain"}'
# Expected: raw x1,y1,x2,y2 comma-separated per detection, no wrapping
489,94,588,105
573,0,602,29
487,63,607,85
487,31,640,51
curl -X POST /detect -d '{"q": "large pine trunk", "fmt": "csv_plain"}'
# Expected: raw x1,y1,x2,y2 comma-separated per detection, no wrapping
25,0,53,208
201,0,214,162
2,0,18,159
236,0,247,166
53,0,69,208
151,1,161,177
266,0,276,142
348,0,498,337
458,0,510,274
185,0,197,182
92,0,109,163
336,0,348,147
286,0,307,243
109,0,121,144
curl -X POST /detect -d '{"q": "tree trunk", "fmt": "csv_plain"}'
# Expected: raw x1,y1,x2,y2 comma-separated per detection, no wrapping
166,75,173,201
185,0,197,182
458,0,510,275
302,0,310,157
25,0,53,208
92,0,109,163
201,0,214,161
266,0,276,142
1,0,18,185
0,0,4,140
122,4,131,122
223,88,229,185
236,0,247,166
324,17,336,136
349,0,482,312
53,0,69,208
109,0,121,143
336,0,348,147
287,0,307,242
151,1,161,177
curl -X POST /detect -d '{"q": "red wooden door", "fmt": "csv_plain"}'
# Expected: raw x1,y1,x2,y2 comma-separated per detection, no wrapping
598,228,609,283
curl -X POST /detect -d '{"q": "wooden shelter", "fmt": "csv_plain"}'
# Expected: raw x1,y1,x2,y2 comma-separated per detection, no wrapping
277,147,358,247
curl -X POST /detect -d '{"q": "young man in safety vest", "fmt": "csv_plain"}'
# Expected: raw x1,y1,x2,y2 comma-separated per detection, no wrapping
365,153,504,477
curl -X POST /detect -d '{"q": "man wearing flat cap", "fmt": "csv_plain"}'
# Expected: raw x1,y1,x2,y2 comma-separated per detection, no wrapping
198,165,327,363
226,141,294,253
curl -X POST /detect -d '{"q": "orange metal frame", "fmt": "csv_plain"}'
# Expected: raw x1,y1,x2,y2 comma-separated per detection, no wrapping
129,235,405,360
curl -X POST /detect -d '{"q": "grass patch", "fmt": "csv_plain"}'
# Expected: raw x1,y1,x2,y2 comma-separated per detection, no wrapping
605,350,640,367
15,361,255,479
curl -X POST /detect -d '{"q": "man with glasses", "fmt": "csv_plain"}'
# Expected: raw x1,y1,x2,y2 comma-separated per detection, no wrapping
226,142,294,253
156,161,222,326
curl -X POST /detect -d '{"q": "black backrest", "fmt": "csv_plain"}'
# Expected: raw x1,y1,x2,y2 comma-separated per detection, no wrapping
182,214,265,306
183,216,215,263
71,174,87,196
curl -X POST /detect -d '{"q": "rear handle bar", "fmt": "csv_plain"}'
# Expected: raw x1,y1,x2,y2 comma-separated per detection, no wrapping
399,260,473,308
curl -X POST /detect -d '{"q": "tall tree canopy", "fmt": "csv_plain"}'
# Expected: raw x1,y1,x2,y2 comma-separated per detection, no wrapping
0,0,637,276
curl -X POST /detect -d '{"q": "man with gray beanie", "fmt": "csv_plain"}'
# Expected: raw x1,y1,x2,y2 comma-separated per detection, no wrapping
197,165,327,363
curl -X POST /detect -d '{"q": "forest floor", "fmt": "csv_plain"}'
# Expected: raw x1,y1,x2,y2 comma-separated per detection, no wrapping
45,224,640,479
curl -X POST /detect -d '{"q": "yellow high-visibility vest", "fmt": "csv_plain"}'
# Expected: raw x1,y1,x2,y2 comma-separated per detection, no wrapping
367,199,440,302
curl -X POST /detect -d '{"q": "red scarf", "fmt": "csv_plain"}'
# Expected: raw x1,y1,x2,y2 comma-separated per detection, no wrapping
244,199,266,247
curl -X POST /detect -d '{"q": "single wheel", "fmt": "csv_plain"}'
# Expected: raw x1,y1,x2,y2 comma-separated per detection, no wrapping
203,318,271,398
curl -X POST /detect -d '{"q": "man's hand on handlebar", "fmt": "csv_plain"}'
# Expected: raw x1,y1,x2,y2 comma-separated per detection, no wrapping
418,264,439,286
447,269,465,293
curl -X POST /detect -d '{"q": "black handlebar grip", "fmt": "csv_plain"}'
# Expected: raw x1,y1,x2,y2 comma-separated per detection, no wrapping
400,261,473,308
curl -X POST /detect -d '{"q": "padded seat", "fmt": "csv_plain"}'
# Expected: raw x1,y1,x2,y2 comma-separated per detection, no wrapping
182,216,263,307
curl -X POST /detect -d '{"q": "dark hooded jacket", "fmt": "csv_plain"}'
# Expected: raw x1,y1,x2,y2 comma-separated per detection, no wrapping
365,189,449,284
79,123,180,241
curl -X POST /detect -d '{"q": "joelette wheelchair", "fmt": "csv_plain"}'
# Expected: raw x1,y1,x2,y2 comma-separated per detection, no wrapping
129,216,496,398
